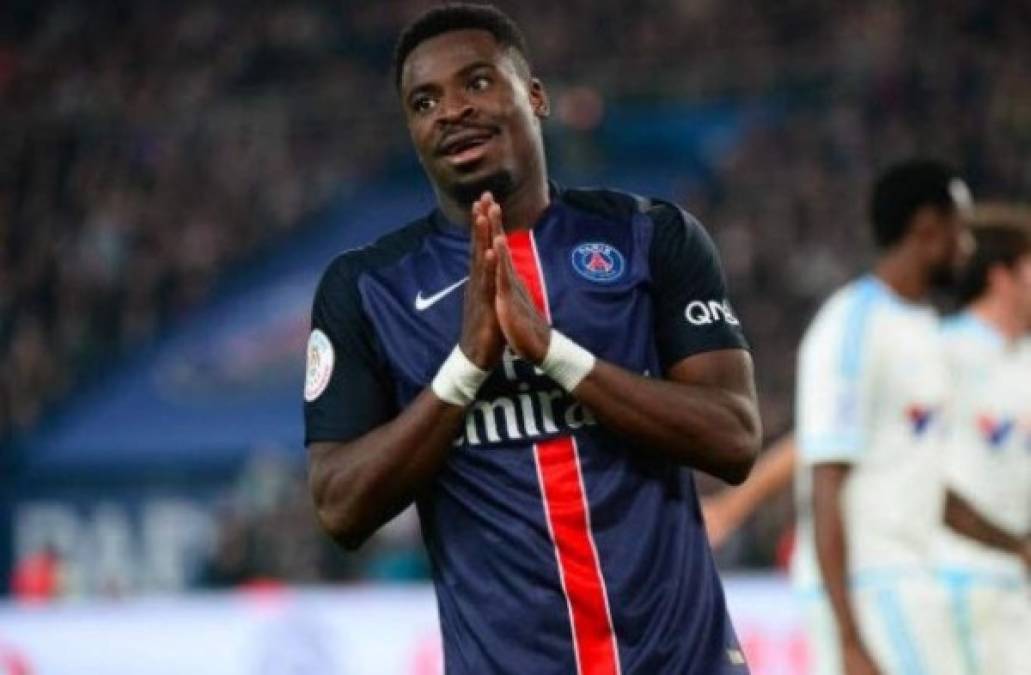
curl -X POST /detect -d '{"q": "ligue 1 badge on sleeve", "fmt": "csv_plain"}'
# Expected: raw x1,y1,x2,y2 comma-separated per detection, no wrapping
571,242,625,283
304,329,334,402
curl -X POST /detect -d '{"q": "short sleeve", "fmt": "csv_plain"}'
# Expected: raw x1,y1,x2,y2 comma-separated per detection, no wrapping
303,255,398,445
648,201,749,371
795,294,877,465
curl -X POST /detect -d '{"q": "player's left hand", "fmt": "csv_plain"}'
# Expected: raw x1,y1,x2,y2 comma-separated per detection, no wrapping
485,198,551,363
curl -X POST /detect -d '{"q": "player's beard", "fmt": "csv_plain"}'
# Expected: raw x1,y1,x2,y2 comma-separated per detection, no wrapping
927,260,966,316
449,169,515,206
928,259,959,292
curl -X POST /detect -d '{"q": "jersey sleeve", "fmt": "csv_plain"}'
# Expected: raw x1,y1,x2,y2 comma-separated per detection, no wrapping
303,254,398,445
795,296,876,465
647,201,749,371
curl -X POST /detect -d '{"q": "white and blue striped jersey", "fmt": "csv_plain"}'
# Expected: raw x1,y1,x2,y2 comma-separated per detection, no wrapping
793,275,950,588
935,313,1030,581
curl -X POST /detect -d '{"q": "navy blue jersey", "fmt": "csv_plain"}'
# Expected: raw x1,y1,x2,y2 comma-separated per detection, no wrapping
304,186,750,674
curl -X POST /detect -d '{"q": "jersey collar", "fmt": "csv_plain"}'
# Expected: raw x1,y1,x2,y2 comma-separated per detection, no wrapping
430,181,564,238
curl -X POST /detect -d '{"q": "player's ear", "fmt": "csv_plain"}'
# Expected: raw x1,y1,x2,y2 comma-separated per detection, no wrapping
529,77,550,120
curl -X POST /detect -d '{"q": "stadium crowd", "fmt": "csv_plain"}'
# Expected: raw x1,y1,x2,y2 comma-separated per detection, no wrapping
3,0,1030,585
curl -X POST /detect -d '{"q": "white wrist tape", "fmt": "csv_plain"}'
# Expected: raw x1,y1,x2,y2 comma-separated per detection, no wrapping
431,346,489,407
541,330,596,392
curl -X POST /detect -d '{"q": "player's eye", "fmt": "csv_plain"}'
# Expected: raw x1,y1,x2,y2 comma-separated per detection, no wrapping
411,95,437,114
468,75,491,92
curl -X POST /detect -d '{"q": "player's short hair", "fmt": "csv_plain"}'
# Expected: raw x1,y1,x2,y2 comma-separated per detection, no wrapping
870,159,967,249
393,3,531,90
957,209,1031,304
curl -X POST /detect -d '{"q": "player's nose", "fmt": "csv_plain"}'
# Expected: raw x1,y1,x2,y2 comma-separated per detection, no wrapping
436,89,476,125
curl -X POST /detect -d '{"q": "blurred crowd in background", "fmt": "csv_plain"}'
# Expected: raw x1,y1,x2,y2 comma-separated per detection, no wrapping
4,0,1031,594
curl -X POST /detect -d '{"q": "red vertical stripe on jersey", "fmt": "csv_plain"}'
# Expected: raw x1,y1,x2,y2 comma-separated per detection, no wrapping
534,436,620,675
505,230,549,317
507,229,620,675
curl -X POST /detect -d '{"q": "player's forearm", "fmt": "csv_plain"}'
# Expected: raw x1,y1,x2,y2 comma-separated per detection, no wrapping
944,490,1027,556
812,464,865,645
307,390,466,549
753,434,797,496
708,435,797,523
572,359,760,484
731,434,797,503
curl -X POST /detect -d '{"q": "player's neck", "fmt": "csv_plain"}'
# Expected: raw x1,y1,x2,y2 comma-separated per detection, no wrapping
437,174,550,232
969,296,1022,343
496,175,550,232
873,251,929,303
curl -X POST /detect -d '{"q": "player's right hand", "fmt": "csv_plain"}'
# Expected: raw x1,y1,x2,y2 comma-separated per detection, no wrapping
841,638,882,675
459,192,505,369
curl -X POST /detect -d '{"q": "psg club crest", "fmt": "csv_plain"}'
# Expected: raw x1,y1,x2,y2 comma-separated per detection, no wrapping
571,242,625,283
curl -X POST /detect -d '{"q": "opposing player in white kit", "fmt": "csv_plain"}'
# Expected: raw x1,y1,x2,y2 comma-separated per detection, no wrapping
935,216,1031,675
794,160,973,675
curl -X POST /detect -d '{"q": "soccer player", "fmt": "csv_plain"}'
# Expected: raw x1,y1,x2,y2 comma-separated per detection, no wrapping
703,210,1030,674
303,5,761,674
794,160,973,675
935,214,1031,675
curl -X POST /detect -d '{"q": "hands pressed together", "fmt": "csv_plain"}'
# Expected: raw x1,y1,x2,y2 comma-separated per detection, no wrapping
459,192,552,370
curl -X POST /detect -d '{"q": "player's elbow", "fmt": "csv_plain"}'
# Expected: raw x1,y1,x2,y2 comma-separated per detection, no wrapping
712,395,762,485
308,455,374,550
717,447,757,486
715,430,760,486
313,501,373,551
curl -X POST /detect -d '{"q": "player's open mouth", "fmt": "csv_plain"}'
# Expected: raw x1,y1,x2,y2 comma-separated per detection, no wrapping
439,130,496,165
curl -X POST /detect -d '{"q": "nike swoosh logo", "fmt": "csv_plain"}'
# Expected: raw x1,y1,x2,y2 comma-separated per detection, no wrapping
414,276,469,311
